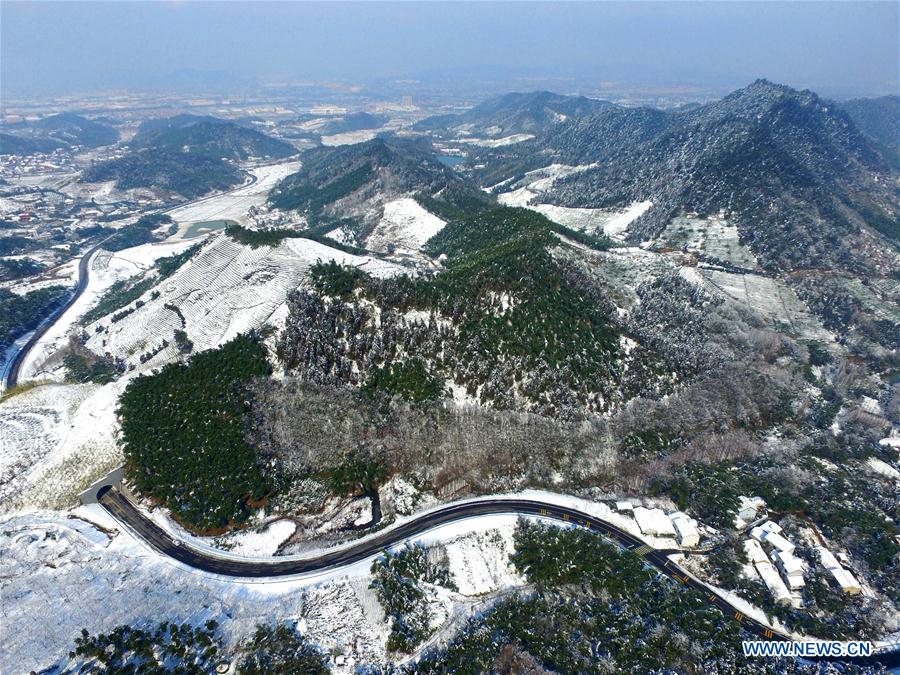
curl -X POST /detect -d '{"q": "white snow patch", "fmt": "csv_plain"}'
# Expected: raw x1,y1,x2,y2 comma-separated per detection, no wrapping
601,200,652,239
458,134,534,147
444,525,524,596
497,186,536,208
365,198,446,254
866,457,900,483
215,519,297,557
321,130,379,147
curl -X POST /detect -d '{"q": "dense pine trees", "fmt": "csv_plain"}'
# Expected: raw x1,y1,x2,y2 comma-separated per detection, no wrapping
117,334,271,530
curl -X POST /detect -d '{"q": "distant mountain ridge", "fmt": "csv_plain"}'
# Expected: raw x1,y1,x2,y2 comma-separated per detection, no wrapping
503,80,900,272
837,95,900,170
0,133,65,156
131,114,295,160
1,113,118,154
269,137,491,231
81,148,243,199
414,90,617,137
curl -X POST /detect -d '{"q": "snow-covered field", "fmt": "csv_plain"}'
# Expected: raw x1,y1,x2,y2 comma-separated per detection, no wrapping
84,234,404,373
1,382,122,514
1,255,79,295
458,134,534,147
0,505,527,674
365,198,447,254
0,384,93,506
654,215,758,268
166,160,301,233
321,130,379,147
699,269,833,341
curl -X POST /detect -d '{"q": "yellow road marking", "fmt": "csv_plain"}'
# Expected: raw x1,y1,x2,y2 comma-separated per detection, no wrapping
764,629,773,638
735,612,743,622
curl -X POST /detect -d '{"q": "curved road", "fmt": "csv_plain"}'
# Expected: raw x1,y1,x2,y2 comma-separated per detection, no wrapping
96,486,898,668
4,239,105,389
3,169,260,390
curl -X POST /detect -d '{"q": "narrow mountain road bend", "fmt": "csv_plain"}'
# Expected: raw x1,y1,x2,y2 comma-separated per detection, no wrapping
2,170,260,390
96,487,898,668
4,238,108,389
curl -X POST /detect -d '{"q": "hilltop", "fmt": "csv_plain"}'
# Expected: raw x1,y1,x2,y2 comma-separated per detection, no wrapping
414,90,616,138
485,80,898,273
80,148,244,199
1,113,118,154
131,114,296,160
80,115,294,198
269,136,491,248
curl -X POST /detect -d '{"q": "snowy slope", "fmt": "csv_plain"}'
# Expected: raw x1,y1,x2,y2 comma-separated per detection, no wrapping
494,163,652,240
19,238,199,383
0,384,93,507
84,234,404,372
365,198,447,254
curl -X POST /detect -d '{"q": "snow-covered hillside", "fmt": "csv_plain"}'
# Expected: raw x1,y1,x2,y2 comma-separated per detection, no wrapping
84,234,403,373
364,198,447,255
19,238,199,383
494,163,652,240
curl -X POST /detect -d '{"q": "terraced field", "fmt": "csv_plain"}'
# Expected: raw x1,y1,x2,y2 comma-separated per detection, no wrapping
84,234,404,372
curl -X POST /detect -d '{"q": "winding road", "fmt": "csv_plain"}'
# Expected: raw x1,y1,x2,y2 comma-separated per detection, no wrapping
95,485,898,668
2,169,260,390
3,239,106,389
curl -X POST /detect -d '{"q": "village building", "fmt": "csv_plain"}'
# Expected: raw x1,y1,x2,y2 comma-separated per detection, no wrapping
818,546,862,595
771,549,805,590
744,539,791,605
632,507,676,537
669,511,700,547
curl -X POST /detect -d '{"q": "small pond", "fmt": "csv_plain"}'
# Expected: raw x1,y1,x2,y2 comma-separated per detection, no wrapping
435,155,465,168
182,219,236,239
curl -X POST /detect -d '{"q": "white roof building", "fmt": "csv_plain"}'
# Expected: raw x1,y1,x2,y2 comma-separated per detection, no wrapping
830,567,863,595
670,512,700,547
772,549,805,590
818,546,862,595
744,538,792,604
633,507,676,537
756,560,793,605
737,496,766,522
760,521,783,535
744,538,768,564
764,531,795,554
750,525,795,554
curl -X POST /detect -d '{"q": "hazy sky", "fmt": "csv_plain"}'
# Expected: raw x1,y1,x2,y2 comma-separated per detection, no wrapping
2,1,898,99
